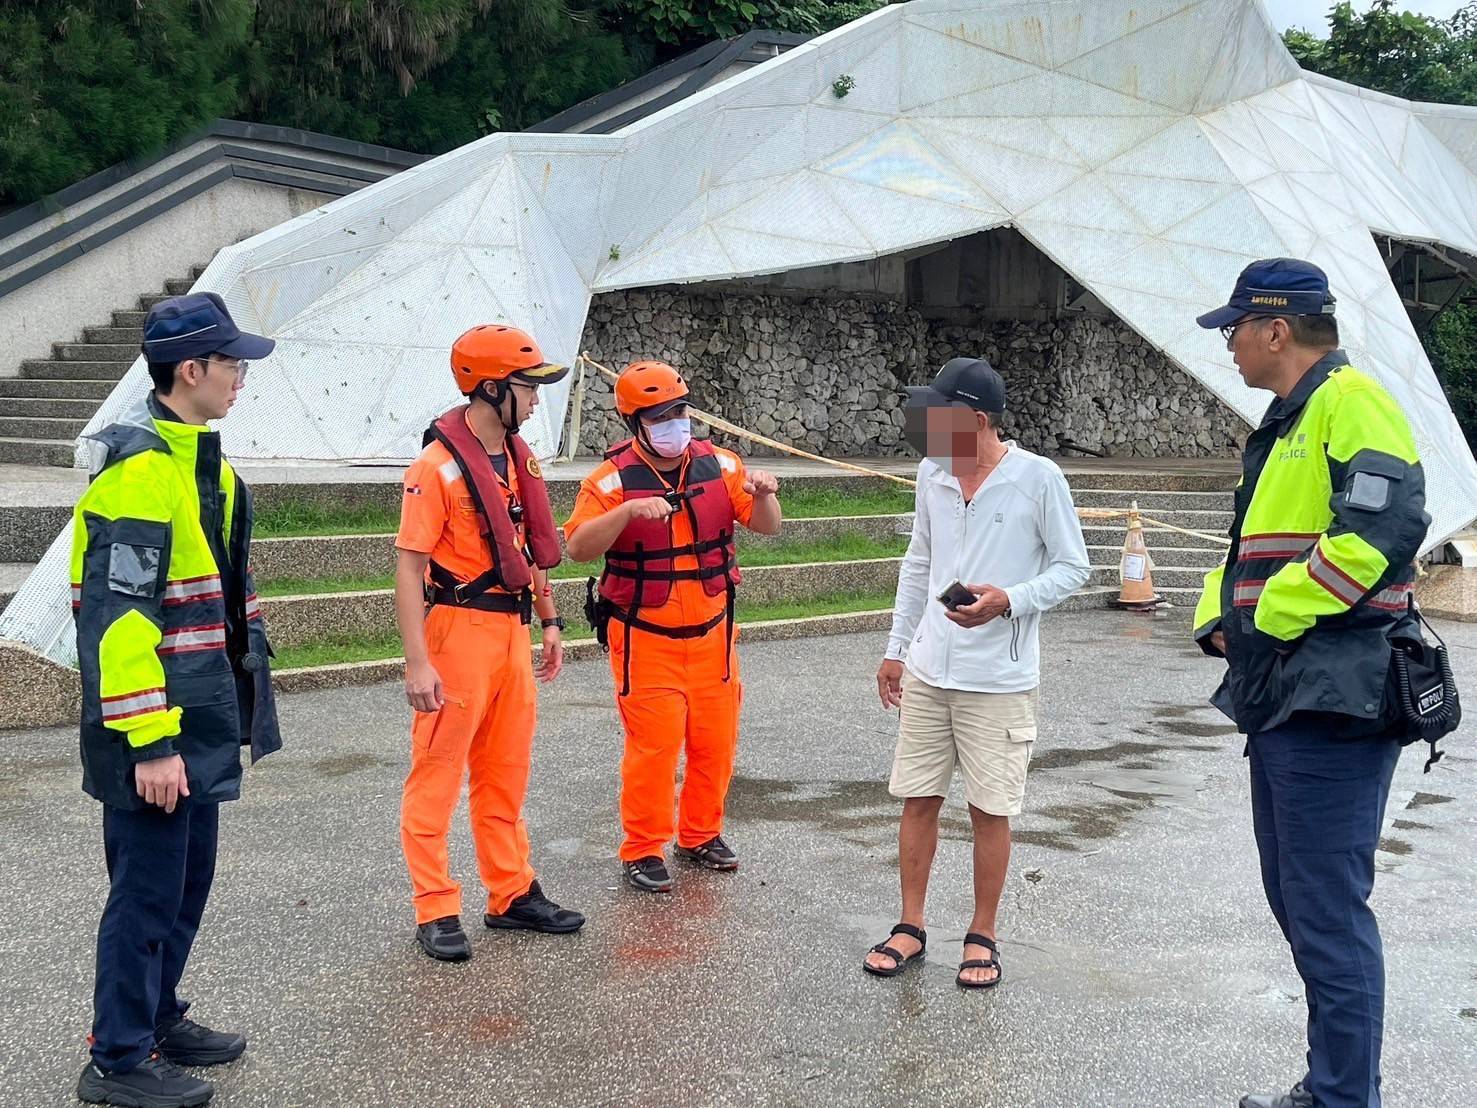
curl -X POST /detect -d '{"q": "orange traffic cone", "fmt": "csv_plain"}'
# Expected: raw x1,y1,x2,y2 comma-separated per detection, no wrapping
1116,500,1162,611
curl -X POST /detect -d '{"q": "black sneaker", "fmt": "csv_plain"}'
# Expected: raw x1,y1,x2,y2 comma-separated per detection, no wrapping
484,880,585,934
675,835,739,871
155,1017,246,1067
415,915,471,961
77,1053,213,1107
1239,1081,1314,1108
624,855,674,892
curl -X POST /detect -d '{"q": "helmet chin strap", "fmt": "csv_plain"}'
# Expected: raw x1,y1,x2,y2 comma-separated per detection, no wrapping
479,380,522,432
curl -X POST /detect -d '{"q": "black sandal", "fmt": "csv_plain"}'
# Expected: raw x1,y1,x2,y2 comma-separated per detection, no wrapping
863,923,926,978
956,932,1002,990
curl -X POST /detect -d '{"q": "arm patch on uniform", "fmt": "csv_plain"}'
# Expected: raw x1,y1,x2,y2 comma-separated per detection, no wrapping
107,543,163,598
1344,471,1391,512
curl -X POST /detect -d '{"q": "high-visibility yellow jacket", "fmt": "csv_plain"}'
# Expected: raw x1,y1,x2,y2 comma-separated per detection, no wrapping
71,393,281,808
1194,349,1429,735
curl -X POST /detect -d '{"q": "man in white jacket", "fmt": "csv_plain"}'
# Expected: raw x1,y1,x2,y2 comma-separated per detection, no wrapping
863,357,1090,989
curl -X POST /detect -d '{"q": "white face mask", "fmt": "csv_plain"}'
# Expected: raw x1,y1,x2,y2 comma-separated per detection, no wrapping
645,417,692,458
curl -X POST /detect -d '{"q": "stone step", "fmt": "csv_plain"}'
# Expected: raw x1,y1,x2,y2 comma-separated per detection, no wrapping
0,437,74,467
0,505,74,563
1087,564,1206,590
1071,488,1232,511
1084,544,1224,569
82,326,143,345
250,513,916,583
21,359,130,381
273,608,900,692
138,293,171,310
0,377,116,399
52,343,140,362
271,592,1198,694
1079,524,1226,550
0,562,32,612
112,310,149,328
0,415,87,440
164,277,195,295
260,557,906,651
0,397,101,419
1057,468,1239,492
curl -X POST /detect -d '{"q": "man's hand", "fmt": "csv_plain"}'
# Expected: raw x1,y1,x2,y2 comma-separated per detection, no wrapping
135,754,189,814
743,469,779,499
877,659,905,708
1210,630,1226,655
405,658,445,713
626,497,676,523
535,628,563,684
947,584,1012,628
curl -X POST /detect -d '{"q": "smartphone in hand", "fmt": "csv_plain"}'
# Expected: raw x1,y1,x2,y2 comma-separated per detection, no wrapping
937,580,975,611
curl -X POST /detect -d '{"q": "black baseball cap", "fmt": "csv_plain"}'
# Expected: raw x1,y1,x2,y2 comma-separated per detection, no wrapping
906,357,1006,414
1196,258,1337,329
141,292,276,363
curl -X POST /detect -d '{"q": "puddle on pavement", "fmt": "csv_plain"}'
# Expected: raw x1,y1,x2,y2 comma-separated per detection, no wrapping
1013,799,1146,852
1149,704,1218,719
312,752,397,778
1406,792,1454,809
728,776,970,839
1079,768,1205,804
1151,719,1239,738
1032,741,1164,771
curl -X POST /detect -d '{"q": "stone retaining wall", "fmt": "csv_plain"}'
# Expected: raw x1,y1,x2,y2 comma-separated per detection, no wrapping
575,285,1246,458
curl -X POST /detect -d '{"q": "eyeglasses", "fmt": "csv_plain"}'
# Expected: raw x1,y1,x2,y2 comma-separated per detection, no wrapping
1219,320,1251,344
194,354,248,383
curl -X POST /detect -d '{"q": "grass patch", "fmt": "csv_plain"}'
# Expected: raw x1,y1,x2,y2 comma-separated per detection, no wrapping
254,501,401,539
271,588,895,670
253,484,914,539
259,534,908,596
778,484,914,518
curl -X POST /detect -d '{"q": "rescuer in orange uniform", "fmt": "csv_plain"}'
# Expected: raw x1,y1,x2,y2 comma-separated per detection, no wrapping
564,361,782,892
395,324,584,961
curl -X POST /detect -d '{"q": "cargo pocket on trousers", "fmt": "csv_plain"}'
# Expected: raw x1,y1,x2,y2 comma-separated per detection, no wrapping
1006,726,1037,744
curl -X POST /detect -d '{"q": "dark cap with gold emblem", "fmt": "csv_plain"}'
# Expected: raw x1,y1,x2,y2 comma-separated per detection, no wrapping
1196,258,1336,330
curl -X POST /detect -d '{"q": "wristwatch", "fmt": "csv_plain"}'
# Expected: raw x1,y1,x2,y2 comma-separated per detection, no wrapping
541,616,565,631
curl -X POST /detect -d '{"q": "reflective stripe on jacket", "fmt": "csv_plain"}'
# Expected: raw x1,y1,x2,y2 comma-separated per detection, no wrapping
71,393,282,808
1193,350,1429,735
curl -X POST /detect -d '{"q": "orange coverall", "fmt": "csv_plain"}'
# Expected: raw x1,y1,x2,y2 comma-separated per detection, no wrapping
564,448,755,862
397,441,538,923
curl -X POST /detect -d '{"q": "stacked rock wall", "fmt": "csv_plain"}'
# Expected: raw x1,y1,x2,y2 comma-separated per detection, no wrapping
574,285,1246,458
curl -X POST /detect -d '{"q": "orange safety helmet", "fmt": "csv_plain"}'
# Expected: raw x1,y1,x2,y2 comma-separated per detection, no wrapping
449,324,568,396
614,360,689,419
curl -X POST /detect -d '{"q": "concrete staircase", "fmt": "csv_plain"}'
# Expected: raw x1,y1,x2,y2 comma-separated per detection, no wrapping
0,268,203,467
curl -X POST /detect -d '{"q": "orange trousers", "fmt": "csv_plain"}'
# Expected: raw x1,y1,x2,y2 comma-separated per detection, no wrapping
609,620,743,862
400,605,537,924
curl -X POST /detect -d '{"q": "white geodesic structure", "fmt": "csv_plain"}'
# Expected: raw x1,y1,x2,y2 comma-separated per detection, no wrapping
6,0,1477,665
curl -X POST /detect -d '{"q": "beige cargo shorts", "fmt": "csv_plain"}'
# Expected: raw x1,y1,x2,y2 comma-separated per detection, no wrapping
889,670,1039,816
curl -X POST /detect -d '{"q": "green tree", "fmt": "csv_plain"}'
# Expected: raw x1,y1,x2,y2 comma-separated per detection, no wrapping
1430,305,1477,453
1283,1,1477,105
0,0,254,206
605,0,888,54
1285,3,1477,451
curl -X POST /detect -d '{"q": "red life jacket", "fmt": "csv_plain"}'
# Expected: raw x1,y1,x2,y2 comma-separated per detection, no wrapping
424,406,560,600
598,439,741,612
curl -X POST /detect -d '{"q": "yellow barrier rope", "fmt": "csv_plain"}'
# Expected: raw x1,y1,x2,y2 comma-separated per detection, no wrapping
569,354,1232,548
574,354,917,487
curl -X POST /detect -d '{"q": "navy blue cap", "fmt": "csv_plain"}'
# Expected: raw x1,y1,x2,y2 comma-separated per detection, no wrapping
906,357,1006,414
1196,258,1337,329
141,293,275,363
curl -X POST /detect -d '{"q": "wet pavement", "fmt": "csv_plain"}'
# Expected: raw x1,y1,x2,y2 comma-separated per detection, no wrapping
1,610,1473,1106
